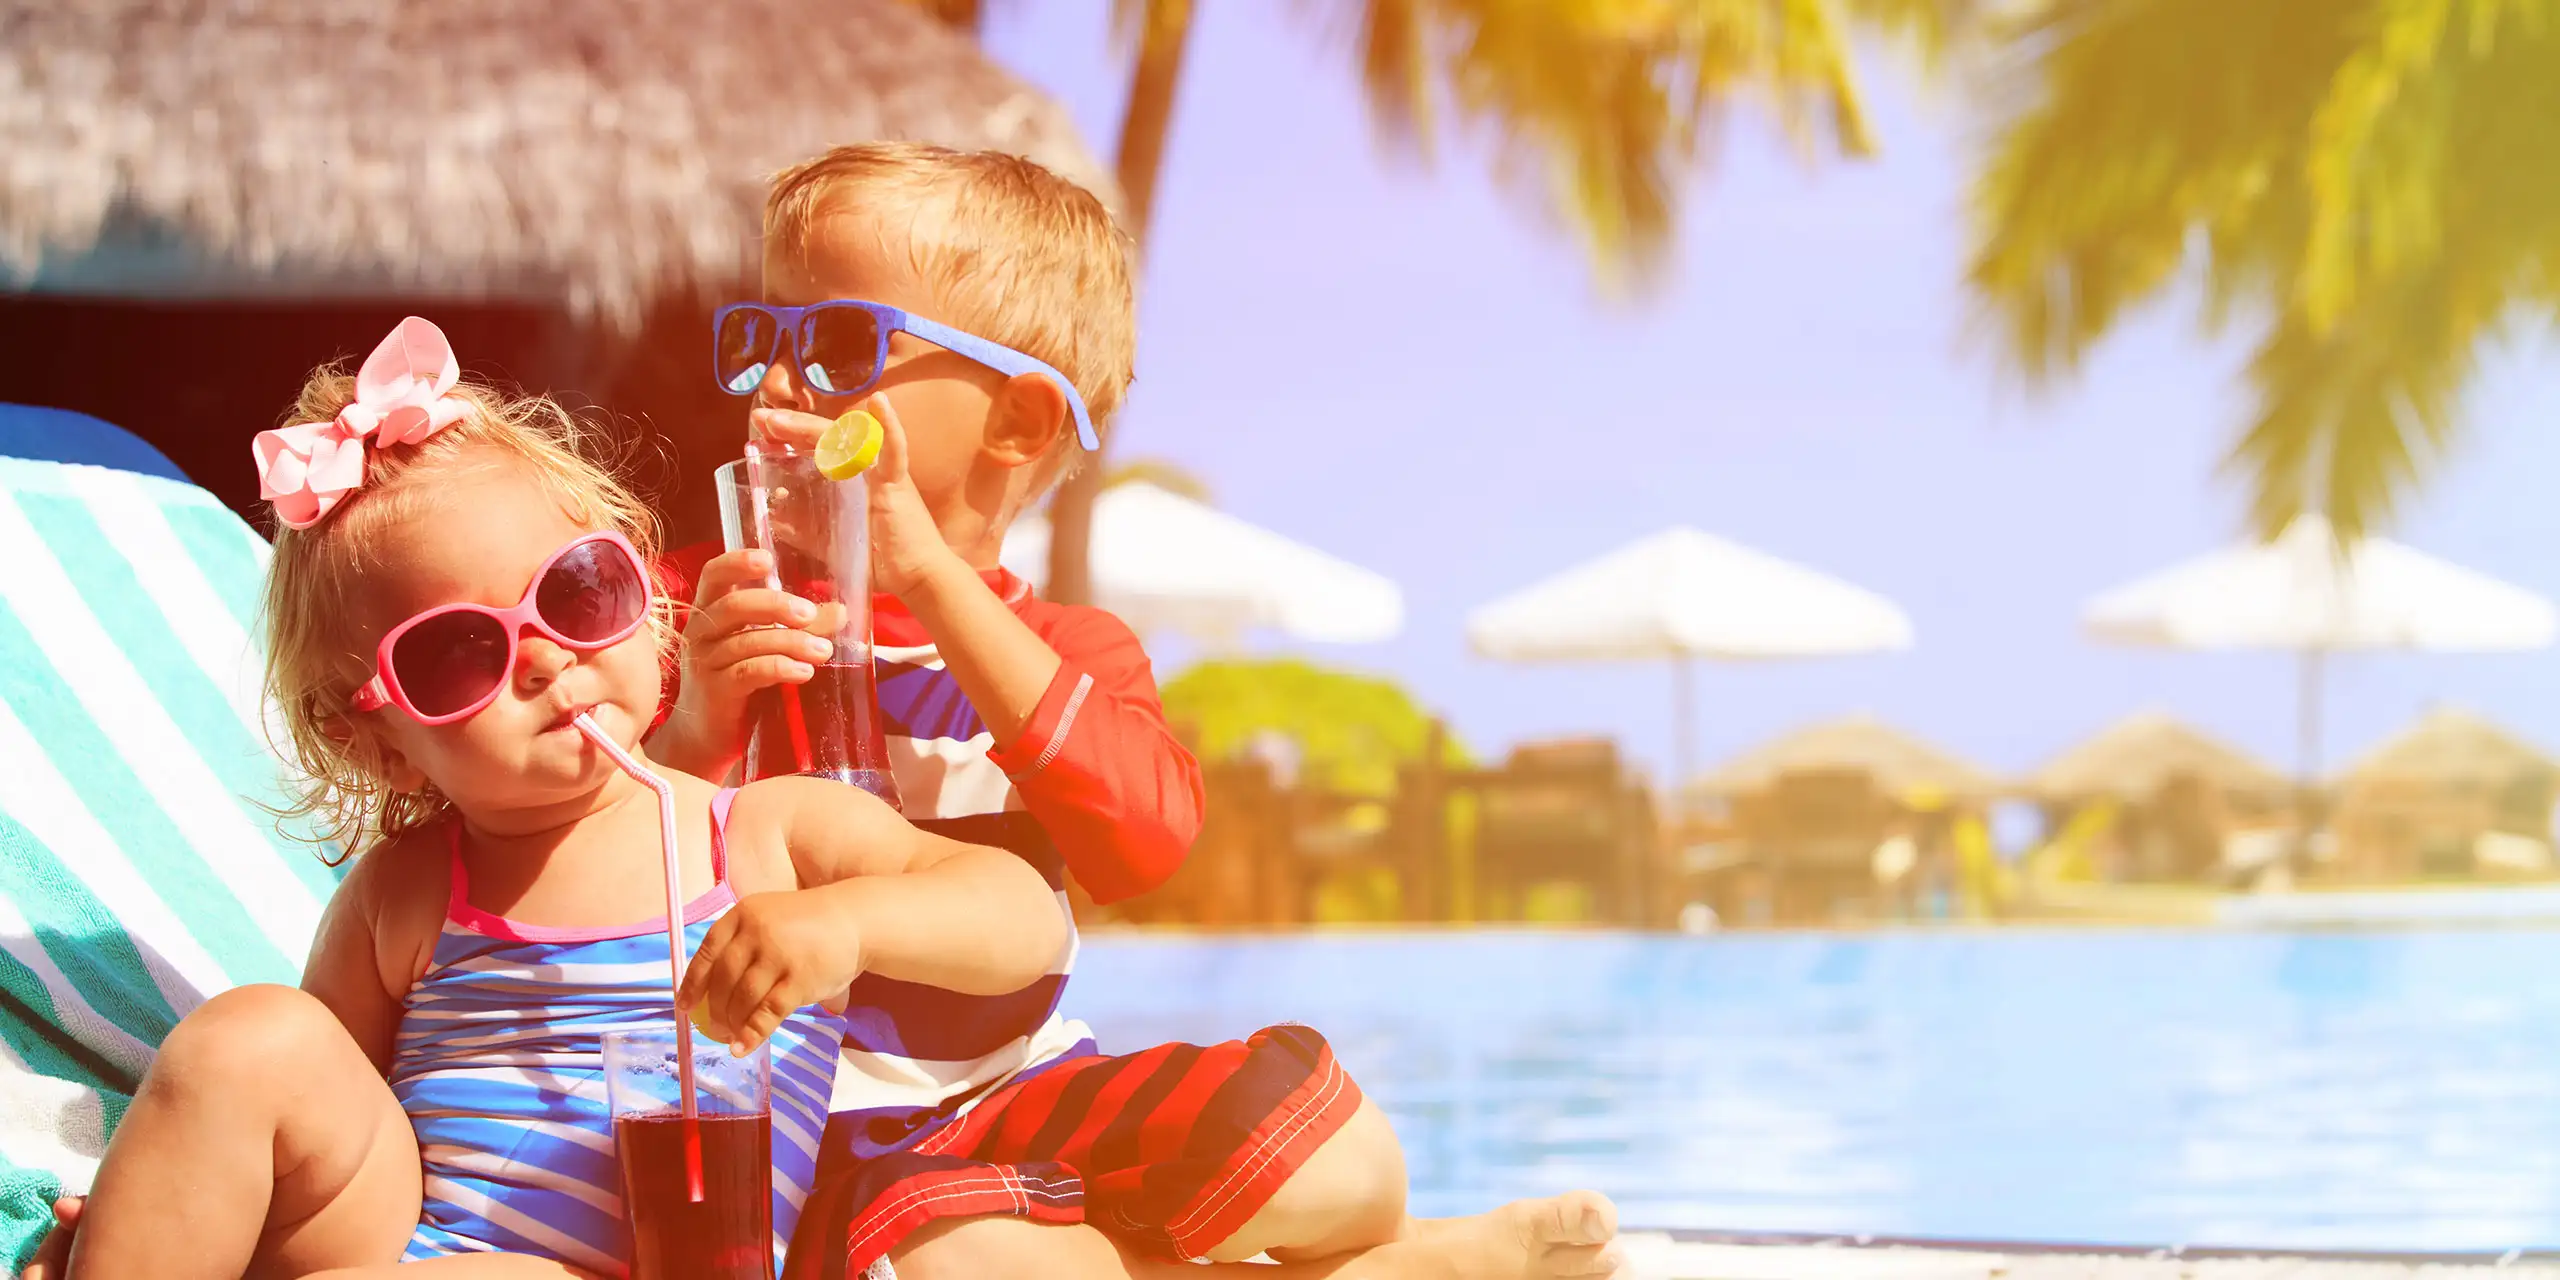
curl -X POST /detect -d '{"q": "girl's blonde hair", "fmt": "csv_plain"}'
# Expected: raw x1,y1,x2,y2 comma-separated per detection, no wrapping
261,363,664,863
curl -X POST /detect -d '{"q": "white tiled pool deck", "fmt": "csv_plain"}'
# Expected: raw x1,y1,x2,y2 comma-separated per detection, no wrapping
1618,1235,2560,1280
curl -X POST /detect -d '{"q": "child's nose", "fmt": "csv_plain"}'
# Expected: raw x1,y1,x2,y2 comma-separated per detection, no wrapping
517,633,575,689
754,351,815,412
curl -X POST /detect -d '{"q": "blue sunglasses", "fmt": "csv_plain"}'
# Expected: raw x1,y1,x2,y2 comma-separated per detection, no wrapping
711,300,1100,452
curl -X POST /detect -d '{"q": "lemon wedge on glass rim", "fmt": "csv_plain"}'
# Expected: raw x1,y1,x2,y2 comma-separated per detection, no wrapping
815,409,885,480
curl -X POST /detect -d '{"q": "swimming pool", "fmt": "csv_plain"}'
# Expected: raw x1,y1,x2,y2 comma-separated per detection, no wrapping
1067,929,2560,1253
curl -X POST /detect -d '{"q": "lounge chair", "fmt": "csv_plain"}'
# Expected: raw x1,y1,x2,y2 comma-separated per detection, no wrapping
0,410,334,1267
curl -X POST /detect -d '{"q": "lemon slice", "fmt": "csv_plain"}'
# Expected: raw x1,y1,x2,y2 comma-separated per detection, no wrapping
816,409,885,480
690,1000,717,1036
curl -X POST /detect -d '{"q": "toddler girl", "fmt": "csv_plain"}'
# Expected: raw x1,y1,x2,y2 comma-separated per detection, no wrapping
49,318,1068,1279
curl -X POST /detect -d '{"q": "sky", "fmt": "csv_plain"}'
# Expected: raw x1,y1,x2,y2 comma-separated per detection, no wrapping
978,0,2560,787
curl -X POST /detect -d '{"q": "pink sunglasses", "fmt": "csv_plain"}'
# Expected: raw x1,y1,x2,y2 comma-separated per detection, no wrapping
350,531,653,725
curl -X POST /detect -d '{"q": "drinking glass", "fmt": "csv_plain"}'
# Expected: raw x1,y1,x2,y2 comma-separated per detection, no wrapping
714,449,902,807
601,1029,775,1280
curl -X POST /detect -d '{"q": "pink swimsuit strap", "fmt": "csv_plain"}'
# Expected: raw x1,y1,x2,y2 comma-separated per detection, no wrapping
442,787,740,945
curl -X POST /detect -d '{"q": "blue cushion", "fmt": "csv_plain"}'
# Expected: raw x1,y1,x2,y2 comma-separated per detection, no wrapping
0,405,189,483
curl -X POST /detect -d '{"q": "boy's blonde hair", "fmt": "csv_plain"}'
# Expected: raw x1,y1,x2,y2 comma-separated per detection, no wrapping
261,365,663,862
764,143,1136,482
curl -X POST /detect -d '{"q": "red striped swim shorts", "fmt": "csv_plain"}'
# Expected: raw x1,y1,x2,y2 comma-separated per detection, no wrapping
783,1025,1362,1279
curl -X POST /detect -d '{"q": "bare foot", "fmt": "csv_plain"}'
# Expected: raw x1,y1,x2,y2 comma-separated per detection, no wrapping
1413,1192,1623,1278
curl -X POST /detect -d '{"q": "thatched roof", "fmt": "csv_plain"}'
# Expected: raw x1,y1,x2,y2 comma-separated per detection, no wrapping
0,0,1116,330
2344,707,2560,789
2030,711,2289,802
1697,715,2004,800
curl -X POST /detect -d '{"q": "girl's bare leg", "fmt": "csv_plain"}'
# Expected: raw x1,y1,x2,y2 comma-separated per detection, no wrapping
302,1258,605,1279
66,985,422,1280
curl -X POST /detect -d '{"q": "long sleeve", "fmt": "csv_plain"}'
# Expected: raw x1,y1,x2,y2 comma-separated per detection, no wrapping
984,608,1203,904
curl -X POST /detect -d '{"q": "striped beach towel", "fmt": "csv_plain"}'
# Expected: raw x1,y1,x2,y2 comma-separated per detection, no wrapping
0,455,338,1267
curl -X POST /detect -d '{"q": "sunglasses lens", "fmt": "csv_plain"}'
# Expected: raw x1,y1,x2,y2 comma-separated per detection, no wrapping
536,539,649,645
390,612,510,719
715,309,776,394
800,307,882,396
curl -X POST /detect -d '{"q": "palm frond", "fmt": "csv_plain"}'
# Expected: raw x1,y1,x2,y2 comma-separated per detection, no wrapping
1840,0,1990,68
1341,0,1876,290
1968,0,2352,381
1355,0,1435,157
1971,0,2560,540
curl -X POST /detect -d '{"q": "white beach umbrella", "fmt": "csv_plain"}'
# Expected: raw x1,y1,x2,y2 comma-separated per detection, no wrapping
1465,527,1914,785
1005,482,1403,645
2083,513,2558,786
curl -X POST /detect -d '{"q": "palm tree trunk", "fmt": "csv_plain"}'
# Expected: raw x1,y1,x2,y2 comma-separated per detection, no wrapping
1046,0,1192,606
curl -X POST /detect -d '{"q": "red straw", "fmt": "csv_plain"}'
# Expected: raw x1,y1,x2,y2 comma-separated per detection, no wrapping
744,442,817,773
573,712,705,1203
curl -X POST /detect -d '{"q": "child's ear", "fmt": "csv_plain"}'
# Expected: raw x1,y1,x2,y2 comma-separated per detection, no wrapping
981,372,1071,470
325,714,430,795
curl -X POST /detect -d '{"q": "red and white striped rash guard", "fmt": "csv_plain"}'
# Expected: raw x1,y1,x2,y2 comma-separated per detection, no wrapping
655,543,1203,905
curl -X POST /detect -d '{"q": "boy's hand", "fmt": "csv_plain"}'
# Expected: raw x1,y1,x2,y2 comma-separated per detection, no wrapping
660,550,844,774
677,887,865,1056
751,396,969,600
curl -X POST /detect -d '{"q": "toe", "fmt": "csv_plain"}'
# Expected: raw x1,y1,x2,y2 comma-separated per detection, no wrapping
1541,1241,1629,1277
1558,1191,1618,1245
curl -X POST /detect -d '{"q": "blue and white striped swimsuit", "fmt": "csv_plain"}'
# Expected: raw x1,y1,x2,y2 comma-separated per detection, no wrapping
391,789,844,1275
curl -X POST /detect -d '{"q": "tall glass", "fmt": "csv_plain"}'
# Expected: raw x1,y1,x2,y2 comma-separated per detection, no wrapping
602,1029,774,1280
715,449,902,808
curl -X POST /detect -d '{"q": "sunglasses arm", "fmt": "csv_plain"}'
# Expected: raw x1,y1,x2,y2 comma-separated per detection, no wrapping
897,313,1102,453
350,677,391,713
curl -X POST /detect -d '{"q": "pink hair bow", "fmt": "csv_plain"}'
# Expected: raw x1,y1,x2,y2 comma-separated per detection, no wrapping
252,316,469,529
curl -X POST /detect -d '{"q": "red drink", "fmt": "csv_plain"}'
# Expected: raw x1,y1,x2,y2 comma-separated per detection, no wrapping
615,1111,774,1280
747,662,901,807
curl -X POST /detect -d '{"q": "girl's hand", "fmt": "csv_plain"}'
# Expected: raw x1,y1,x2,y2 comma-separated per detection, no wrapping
750,397,967,601
20,1195,82,1280
676,887,865,1056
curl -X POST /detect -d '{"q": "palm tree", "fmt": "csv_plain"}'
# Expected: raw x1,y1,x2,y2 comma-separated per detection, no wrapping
900,0,1973,604
1969,0,2560,543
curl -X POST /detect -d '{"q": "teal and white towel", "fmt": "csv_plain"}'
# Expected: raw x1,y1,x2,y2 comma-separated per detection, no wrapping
0,456,335,1266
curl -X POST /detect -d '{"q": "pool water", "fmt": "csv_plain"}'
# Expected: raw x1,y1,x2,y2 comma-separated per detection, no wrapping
1067,930,2560,1253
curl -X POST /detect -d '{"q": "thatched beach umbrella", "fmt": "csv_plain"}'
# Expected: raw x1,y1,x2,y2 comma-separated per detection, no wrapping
0,0,1114,326
0,0,1113,524
2344,708,2558,791
2030,711,2289,804
1696,715,2001,803
2333,708,2560,879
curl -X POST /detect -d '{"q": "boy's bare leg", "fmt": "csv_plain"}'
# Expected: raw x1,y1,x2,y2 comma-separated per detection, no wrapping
884,1090,1619,1279
892,1200,1622,1280
1206,1098,1413,1261
66,984,423,1280
1397,1197,1625,1278
1198,1096,1622,1276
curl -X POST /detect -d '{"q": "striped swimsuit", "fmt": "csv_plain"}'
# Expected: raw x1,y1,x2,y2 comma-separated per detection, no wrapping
391,790,843,1275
